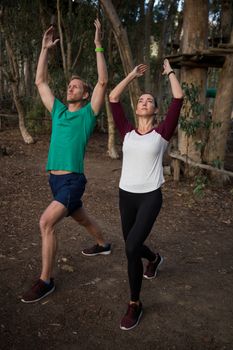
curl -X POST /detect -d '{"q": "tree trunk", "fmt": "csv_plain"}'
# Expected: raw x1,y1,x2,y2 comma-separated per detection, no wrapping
11,82,34,144
24,57,33,97
154,0,179,105
220,0,233,42
72,34,85,71
38,0,48,31
57,0,84,80
0,32,3,100
144,0,155,92
100,0,141,124
0,4,34,143
65,0,72,75
105,95,119,159
135,0,146,64
105,28,119,159
2,33,34,143
178,0,208,165
204,27,233,170
57,0,68,81
178,68,207,160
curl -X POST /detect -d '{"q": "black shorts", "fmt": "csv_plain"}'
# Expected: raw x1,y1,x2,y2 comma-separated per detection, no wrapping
49,173,87,216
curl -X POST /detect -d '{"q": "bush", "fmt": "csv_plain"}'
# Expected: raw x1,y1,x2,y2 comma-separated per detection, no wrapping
26,99,51,134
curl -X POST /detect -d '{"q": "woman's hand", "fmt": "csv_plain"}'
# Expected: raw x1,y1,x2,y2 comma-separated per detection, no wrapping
162,59,173,75
163,59,183,98
130,64,148,78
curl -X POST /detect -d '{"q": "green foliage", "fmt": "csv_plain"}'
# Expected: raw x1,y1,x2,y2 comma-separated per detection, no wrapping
49,66,67,101
179,116,202,137
0,0,224,139
179,82,221,140
2,1,41,55
179,82,205,137
195,140,205,153
211,159,223,169
26,99,50,134
193,174,208,198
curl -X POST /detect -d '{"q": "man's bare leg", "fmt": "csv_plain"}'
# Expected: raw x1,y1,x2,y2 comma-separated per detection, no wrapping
21,200,67,303
39,200,67,281
71,206,105,246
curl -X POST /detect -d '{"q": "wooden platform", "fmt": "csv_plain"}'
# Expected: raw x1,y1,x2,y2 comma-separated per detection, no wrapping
166,48,233,68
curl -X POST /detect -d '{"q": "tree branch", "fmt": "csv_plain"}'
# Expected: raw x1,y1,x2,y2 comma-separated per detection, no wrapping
169,151,233,178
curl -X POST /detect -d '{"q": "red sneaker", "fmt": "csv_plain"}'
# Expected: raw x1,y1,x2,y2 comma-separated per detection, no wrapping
120,302,143,331
82,243,111,256
21,278,55,303
143,253,163,279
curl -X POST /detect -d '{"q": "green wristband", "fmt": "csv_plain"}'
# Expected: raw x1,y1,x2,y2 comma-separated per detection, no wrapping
95,47,104,52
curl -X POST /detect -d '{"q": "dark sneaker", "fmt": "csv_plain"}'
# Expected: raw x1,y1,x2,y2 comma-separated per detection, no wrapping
21,278,55,303
143,253,163,279
120,302,143,331
81,243,111,256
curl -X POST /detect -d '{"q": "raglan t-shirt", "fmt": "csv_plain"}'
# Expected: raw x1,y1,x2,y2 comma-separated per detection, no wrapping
110,98,183,193
46,98,96,173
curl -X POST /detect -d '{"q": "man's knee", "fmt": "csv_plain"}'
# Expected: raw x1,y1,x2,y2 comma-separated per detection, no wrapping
39,215,54,234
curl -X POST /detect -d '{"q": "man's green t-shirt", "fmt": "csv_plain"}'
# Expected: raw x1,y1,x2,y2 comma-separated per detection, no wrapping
46,98,96,173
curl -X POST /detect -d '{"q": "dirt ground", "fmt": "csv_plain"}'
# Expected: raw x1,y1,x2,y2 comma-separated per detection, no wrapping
0,129,233,350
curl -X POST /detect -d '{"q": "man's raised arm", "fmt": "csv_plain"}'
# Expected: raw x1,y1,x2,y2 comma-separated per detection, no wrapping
35,26,59,113
91,19,108,115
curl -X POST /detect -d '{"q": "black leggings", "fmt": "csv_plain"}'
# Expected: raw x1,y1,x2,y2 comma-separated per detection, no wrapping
119,187,163,302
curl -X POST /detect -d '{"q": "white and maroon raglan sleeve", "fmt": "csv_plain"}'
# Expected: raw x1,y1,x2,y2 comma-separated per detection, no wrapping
109,101,134,140
156,98,183,141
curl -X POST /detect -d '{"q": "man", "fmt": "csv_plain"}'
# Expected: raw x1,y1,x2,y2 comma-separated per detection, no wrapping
21,19,111,303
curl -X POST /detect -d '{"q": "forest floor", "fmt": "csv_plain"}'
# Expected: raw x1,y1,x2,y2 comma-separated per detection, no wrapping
0,129,233,350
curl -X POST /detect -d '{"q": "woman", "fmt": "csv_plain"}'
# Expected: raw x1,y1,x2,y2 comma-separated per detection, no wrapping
109,59,183,331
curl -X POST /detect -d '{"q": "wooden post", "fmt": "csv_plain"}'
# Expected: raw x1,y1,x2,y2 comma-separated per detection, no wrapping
172,158,180,181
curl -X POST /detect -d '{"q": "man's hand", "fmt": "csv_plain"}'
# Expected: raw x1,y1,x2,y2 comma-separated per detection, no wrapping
42,26,59,50
94,18,102,47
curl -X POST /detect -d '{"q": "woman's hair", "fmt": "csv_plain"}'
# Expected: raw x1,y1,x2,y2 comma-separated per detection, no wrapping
153,96,158,109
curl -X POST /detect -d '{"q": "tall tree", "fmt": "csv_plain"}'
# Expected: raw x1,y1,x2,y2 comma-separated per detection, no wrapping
154,0,180,104
0,32,3,100
220,0,233,42
178,0,208,165
204,2,233,173
55,0,98,82
105,26,119,159
0,5,34,144
100,0,142,123
144,0,155,92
